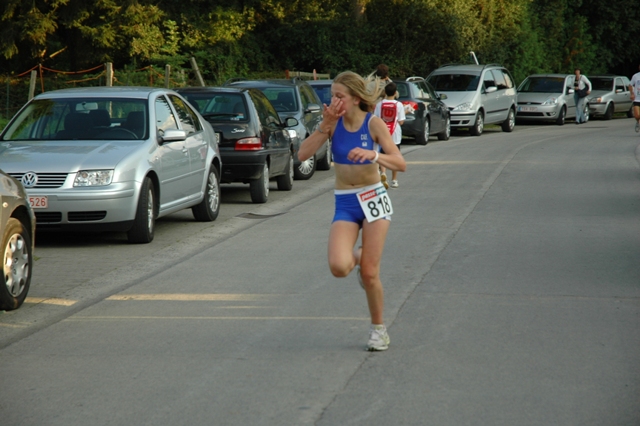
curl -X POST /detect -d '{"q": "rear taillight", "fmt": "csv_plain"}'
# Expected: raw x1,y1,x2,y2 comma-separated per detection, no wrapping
235,137,262,151
402,101,419,112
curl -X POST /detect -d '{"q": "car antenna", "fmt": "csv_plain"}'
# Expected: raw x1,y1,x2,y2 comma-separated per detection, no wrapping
470,51,479,65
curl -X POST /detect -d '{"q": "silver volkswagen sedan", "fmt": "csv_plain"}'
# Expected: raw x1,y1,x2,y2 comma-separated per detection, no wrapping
0,87,222,243
1,168,35,310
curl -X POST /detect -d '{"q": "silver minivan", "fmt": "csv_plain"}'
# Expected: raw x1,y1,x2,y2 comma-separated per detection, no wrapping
426,64,517,136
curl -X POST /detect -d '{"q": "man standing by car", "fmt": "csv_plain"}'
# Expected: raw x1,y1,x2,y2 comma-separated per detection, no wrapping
573,68,592,124
629,64,640,132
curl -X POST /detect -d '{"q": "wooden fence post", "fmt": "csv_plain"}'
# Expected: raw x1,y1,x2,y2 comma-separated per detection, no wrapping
165,65,171,88
28,70,37,100
105,63,113,86
190,57,205,87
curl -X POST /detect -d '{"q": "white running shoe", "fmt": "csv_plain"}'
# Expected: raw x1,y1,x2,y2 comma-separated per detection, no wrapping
635,121,639,133
367,324,390,351
390,180,399,188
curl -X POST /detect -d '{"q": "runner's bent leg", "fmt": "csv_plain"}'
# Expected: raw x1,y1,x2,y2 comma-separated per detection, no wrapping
360,218,390,325
328,220,360,277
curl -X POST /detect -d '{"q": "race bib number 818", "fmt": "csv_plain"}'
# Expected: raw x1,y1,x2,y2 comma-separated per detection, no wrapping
357,184,393,223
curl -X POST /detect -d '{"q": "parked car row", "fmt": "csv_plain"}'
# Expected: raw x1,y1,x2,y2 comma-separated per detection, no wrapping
1,68,633,311
409,64,633,138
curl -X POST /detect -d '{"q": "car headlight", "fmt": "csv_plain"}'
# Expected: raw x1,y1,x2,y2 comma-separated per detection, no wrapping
452,102,473,111
74,170,114,187
541,97,558,106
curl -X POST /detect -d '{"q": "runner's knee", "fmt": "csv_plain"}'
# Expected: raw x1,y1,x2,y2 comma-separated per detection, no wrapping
328,258,353,277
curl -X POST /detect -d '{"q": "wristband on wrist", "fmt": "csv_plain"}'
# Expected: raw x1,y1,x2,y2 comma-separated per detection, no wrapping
371,150,379,163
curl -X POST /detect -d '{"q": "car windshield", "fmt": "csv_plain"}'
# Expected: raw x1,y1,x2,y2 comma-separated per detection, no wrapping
1,98,148,141
589,77,614,91
517,77,565,93
311,84,332,105
183,93,248,122
428,73,480,91
259,88,298,113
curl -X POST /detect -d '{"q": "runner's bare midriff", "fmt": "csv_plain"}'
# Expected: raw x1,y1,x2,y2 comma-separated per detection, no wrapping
334,163,381,190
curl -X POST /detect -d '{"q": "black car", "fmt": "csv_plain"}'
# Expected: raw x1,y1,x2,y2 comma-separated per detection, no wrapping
177,87,297,203
396,77,451,145
225,78,330,180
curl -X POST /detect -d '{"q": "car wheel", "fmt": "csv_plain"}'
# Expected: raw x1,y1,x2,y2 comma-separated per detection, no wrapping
277,152,294,191
294,153,316,180
0,218,32,311
603,103,614,120
501,108,515,132
437,116,450,141
316,140,332,170
555,106,566,125
415,118,430,145
250,162,269,203
470,111,484,136
192,165,220,222
127,177,156,244
583,104,590,123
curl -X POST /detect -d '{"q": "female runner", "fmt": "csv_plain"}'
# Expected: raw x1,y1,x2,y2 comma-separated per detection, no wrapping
298,71,406,351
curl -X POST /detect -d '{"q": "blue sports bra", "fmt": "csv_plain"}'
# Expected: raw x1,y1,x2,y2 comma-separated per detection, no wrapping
331,113,379,165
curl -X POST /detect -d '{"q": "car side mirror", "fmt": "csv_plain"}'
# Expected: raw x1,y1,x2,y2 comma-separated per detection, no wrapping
567,88,575,94
615,88,623,93
438,93,448,100
485,86,497,94
306,103,321,113
158,129,187,144
284,117,299,127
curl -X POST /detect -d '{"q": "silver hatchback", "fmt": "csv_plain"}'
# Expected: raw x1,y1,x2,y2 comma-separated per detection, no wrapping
0,87,222,243
587,75,633,120
516,74,584,125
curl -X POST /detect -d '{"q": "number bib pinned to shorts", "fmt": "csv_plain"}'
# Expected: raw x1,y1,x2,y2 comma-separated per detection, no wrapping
357,184,394,223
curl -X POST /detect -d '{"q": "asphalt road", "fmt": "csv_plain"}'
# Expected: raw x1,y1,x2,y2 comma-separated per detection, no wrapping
1,118,639,425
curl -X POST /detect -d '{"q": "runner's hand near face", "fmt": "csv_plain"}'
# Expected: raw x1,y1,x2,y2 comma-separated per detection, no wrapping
321,97,346,130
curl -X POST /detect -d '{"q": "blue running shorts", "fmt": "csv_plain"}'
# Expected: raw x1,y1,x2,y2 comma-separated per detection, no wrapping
332,184,391,226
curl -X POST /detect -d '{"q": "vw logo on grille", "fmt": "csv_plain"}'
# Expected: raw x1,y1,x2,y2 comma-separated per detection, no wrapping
21,172,38,188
